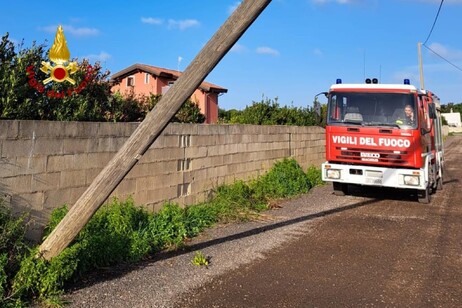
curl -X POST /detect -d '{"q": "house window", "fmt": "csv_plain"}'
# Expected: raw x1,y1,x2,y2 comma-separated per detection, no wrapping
162,81,175,94
127,76,135,87
144,73,149,84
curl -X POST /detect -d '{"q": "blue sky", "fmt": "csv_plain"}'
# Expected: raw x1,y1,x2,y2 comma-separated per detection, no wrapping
2,0,462,110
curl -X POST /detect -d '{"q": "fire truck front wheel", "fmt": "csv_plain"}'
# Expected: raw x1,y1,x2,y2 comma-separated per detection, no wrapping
333,182,348,196
417,186,431,204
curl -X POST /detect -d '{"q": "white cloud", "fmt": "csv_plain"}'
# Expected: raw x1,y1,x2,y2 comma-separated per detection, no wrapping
228,1,241,14
427,42,462,61
141,17,163,25
256,46,280,56
231,43,247,53
65,26,99,37
393,69,419,85
142,17,199,30
41,25,99,37
167,19,200,30
311,0,355,4
313,48,324,57
401,0,462,4
83,51,111,62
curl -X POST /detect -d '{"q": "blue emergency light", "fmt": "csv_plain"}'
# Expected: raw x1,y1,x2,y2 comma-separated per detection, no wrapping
336,79,342,84
404,79,410,85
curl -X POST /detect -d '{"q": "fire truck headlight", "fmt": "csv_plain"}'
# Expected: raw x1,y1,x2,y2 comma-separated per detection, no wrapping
403,175,420,186
326,169,341,179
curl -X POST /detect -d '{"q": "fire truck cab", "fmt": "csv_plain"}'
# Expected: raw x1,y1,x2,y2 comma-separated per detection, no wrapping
321,78,444,203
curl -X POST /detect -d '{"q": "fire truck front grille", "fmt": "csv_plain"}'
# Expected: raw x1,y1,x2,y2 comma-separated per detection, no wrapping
336,147,408,164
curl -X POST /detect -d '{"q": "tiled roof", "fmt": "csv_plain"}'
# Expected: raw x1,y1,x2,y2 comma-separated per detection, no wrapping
111,63,227,93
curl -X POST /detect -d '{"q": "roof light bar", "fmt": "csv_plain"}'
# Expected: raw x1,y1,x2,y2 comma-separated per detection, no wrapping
365,78,379,84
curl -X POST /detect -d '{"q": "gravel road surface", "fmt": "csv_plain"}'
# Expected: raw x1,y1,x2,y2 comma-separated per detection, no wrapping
64,136,462,308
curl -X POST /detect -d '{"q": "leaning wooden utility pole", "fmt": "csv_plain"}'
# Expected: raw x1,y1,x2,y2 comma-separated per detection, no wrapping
38,0,272,260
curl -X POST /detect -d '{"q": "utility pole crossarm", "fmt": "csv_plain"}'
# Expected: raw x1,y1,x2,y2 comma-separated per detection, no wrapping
38,0,272,261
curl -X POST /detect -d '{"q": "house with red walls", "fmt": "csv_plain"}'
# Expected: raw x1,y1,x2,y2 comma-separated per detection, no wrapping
110,63,227,124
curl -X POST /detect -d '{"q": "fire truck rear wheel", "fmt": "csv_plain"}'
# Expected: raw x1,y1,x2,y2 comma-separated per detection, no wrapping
417,186,431,204
333,182,348,196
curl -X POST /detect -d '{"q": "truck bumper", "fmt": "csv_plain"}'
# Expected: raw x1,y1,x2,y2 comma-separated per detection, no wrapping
321,162,427,190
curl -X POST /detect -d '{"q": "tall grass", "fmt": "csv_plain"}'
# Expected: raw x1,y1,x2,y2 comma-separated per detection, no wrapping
1,159,323,307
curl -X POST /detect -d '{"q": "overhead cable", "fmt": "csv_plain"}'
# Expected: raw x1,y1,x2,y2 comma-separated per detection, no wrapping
423,44,462,72
420,0,462,73
423,0,444,46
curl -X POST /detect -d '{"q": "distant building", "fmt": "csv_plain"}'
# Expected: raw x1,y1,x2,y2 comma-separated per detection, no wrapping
442,109,461,127
110,64,227,123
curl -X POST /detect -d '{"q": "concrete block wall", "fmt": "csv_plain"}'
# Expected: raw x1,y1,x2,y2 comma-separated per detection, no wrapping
0,120,325,240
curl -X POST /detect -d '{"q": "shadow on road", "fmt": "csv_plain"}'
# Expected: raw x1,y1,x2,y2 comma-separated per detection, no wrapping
67,195,381,291
165,196,379,259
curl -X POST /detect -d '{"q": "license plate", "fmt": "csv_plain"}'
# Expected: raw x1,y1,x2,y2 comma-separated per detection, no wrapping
366,178,382,185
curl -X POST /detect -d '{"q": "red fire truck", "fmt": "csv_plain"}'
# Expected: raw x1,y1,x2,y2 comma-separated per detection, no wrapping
321,78,444,203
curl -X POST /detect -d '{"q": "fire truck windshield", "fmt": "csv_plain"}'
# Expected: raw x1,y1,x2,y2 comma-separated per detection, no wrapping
327,92,417,129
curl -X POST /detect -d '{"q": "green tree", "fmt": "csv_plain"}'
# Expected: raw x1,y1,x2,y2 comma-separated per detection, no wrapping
441,103,462,114
0,33,48,119
0,33,207,123
172,99,206,123
0,33,112,121
218,108,240,123
222,96,322,127
43,60,113,121
104,91,151,122
228,97,280,125
108,92,205,123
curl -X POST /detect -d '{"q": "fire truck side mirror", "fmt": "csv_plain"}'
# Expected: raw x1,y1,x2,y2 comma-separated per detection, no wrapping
428,102,437,119
313,92,327,124
314,101,321,117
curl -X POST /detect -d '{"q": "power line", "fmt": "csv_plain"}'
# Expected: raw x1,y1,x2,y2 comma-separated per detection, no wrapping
423,44,462,72
423,0,444,46
420,0,462,73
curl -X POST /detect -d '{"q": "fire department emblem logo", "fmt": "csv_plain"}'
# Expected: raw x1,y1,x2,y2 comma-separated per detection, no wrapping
27,25,93,98
40,25,78,85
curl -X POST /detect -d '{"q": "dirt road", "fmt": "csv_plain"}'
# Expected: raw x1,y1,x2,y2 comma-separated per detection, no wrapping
65,136,462,308
175,136,462,308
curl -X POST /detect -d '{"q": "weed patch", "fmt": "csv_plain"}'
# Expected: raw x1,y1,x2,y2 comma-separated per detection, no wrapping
253,158,311,199
1,160,323,307
0,200,28,307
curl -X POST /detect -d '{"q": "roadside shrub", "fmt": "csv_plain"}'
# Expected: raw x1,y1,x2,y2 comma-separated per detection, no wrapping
306,165,324,187
0,200,28,307
13,246,80,306
254,158,311,199
42,205,68,239
209,180,267,222
148,202,187,250
184,203,218,238
74,197,151,269
4,161,323,306
12,197,152,306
